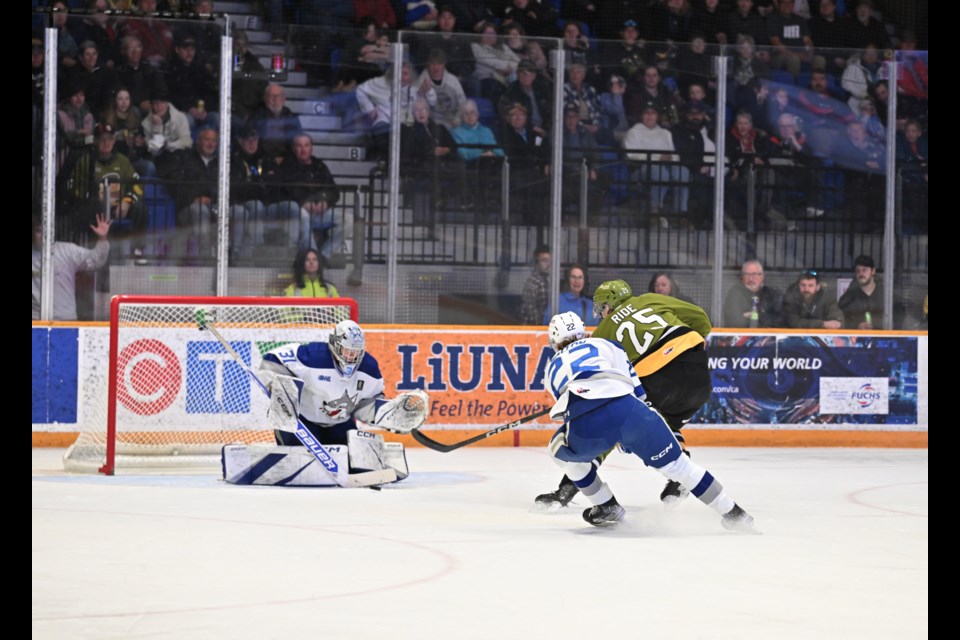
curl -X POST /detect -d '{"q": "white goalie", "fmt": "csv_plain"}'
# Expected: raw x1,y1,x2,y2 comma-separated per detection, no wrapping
221,320,430,487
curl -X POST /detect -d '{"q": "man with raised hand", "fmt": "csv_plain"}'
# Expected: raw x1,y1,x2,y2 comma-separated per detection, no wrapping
535,279,713,509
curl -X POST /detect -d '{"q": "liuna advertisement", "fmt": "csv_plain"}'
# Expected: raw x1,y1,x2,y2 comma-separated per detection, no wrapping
32,327,926,432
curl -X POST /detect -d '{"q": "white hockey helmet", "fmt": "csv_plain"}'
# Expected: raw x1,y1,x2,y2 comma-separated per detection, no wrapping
329,319,366,376
548,312,586,352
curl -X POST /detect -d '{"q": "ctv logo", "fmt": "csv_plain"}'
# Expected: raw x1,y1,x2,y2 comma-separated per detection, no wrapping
115,339,254,416
851,383,882,408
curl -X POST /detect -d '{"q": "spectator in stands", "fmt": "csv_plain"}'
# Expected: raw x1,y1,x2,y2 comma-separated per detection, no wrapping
500,102,550,228
67,40,117,116
848,0,890,50
101,87,153,177
278,133,343,258
164,34,220,141
230,28,268,128
649,0,694,55
561,20,592,70
284,248,340,297
356,62,437,161
727,0,770,64
868,79,891,127
502,23,548,83
161,125,220,260
558,102,603,213
400,96,460,223
502,0,558,38
173,0,220,76
648,271,695,304
842,44,886,118
32,213,111,321
723,259,784,328
115,34,158,115
519,244,551,325
406,0,440,30
563,61,603,141
724,111,773,223
794,69,852,156
895,118,928,185
597,19,648,90
599,74,631,144
141,81,193,176
470,22,520,106
673,33,717,102
33,37,45,181
544,263,592,324
229,125,298,259
418,49,466,131
450,99,503,212
410,6,475,80
57,81,95,151
767,0,814,77
87,123,146,243
692,0,728,45
838,254,882,329
835,120,884,174
624,65,682,129
498,60,553,137
671,99,715,229
338,16,391,88
768,111,821,221
893,31,928,126
623,105,687,224
72,0,119,69
247,83,303,166
783,269,843,329
121,0,175,68
51,1,80,72
808,0,854,80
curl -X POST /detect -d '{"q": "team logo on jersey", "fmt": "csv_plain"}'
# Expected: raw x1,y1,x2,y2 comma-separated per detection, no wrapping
323,389,359,418
662,346,675,356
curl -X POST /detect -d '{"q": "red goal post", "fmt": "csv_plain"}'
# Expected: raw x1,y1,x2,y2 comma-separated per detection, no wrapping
63,295,359,475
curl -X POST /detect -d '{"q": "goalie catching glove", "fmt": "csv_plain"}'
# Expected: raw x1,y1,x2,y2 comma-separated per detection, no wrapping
372,390,430,433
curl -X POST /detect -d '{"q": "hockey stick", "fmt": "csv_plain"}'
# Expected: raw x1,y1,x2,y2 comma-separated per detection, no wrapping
411,407,552,453
195,310,396,488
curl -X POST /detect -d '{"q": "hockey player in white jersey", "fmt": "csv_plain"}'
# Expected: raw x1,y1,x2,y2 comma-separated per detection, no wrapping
223,319,427,486
543,312,756,530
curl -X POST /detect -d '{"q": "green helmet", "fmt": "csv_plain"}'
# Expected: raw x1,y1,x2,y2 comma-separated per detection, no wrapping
593,279,633,318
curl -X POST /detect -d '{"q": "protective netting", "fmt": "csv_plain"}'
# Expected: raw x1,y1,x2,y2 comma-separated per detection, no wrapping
63,297,356,473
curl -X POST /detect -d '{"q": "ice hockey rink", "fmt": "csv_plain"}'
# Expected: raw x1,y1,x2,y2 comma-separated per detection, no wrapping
32,445,927,640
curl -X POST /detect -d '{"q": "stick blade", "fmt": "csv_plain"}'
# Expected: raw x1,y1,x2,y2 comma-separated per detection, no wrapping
341,468,397,488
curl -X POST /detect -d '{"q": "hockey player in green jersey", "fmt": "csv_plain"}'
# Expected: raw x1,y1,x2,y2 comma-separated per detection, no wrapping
535,279,713,508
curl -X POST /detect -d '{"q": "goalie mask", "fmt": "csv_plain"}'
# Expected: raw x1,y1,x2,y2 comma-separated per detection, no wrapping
329,320,366,376
548,312,586,352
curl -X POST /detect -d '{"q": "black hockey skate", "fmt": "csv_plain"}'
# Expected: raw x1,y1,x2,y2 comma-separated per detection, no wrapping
582,497,626,527
721,503,756,532
535,475,579,508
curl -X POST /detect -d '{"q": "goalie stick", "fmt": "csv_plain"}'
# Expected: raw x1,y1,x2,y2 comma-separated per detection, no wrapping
195,309,396,488
411,407,552,453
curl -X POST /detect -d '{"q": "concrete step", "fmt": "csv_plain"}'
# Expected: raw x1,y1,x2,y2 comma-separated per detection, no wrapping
325,159,379,177
307,131,366,146
217,1,256,13
312,144,367,161
284,86,323,100
300,114,342,130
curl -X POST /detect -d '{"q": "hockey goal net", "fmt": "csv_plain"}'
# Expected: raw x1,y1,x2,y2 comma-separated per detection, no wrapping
63,295,359,474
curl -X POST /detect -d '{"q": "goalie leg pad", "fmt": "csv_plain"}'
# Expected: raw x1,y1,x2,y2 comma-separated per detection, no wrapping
383,441,409,481
346,431,408,481
222,444,348,486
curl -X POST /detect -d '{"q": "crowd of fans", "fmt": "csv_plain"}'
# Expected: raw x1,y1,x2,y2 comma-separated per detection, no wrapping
33,1,928,261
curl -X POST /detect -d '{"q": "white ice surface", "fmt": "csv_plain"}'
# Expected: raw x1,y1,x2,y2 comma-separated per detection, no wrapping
33,446,927,640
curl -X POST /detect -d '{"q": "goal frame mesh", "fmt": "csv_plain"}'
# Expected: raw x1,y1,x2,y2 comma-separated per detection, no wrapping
63,295,358,475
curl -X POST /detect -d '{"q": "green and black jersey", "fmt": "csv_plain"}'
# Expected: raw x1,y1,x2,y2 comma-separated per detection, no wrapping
591,293,712,377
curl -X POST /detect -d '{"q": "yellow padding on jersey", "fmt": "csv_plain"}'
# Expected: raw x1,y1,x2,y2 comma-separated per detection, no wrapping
633,332,705,377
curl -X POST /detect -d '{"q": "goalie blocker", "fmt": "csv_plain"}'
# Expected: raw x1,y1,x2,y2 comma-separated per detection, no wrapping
222,430,409,486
